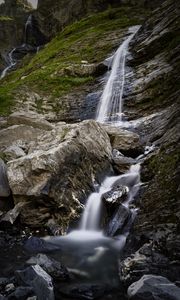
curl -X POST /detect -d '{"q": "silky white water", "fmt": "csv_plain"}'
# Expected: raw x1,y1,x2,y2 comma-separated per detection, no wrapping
96,26,140,123
80,164,141,233
0,48,16,79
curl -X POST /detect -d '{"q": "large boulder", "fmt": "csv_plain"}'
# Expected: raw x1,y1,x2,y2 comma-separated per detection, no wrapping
127,274,180,300
7,120,112,230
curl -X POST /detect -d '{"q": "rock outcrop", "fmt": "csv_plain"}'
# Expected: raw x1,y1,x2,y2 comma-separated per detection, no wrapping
119,0,180,288
6,120,112,231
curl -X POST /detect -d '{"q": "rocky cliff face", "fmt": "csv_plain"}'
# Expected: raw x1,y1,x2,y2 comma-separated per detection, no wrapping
36,0,164,40
0,0,32,71
119,0,180,285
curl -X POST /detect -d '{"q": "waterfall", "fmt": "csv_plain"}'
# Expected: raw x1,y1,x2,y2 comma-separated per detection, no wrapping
0,48,16,79
25,14,33,44
96,26,140,123
80,164,141,232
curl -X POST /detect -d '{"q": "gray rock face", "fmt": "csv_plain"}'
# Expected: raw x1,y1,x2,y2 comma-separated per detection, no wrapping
16,265,54,300
127,275,180,300
103,125,143,158
0,159,10,197
7,120,112,230
7,111,54,131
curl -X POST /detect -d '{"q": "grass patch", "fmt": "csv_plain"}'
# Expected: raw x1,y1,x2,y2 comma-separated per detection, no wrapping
0,5,149,115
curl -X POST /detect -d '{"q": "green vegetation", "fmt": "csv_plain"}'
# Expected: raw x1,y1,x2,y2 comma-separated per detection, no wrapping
0,5,149,115
0,16,13,21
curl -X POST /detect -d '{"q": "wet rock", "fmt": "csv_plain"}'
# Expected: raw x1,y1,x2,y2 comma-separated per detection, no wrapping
103,125,143,158
102,185,128,205
60,283,106,300
7,120,112,230
7,287,34,300
105,204,131,237
112,151,136,174
15,265,54,300
24,236,60,253
26,254,69,281
127,274,180,300
0,159,10,198
7,111,53,131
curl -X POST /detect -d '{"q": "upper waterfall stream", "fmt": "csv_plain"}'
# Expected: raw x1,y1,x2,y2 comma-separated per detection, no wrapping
96,26,140,123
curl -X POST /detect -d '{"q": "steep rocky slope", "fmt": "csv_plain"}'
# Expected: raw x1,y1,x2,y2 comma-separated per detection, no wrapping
0,0,33,70
0,4,150,119
119,0,180,286
36,0,164,40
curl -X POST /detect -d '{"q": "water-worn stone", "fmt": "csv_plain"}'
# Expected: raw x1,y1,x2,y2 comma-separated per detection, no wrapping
102,185,128,205
7,120,112,230
127,274,180,300
0,159,10,198
26,254,69,281
15,265,54,300
105,204,131,237
112,154,136,174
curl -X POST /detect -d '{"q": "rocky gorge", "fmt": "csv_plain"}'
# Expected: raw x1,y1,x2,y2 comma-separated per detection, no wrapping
0,0,179,299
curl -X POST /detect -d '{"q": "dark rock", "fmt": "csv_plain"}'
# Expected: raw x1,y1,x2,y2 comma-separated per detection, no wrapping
24,236,60,253
119,243,176,287
15,265,54,300
7,286,34,300
60,283,106,300
112,153,136,174
26,254,69,281
127,274,180,300
0,202,27,225
105,204,131,237
102,185,128,206
0,159,10,198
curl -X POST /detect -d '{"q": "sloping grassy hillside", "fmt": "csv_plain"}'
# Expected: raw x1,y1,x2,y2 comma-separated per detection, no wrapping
0,6,149,116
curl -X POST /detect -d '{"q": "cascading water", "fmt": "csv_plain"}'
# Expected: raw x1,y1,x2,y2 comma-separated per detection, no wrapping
80,164,140,233
25,14,33,44
0,15,39,79
96,26,140,123
0,48,16,79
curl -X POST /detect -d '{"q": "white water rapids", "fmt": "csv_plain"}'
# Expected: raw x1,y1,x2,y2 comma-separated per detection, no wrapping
96,25,140,123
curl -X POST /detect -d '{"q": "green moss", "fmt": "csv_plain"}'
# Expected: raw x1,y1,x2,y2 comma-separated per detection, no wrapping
0,16,14,21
